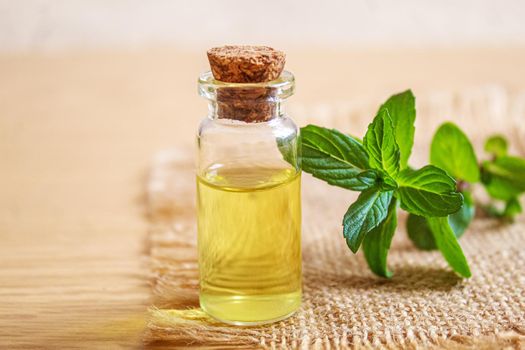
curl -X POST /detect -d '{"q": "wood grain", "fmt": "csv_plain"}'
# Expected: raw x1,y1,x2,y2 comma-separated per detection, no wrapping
1,47,525,349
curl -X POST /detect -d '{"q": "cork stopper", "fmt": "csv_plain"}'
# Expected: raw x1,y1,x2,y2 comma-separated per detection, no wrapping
206,45,286,122
207,45,285,83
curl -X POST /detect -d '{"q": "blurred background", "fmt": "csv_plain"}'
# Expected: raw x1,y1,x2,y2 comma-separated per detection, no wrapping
2,0,525,50
2,1,525,151
1,1,525,348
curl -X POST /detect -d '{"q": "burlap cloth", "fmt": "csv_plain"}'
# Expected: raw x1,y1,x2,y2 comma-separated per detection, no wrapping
145,86,525,349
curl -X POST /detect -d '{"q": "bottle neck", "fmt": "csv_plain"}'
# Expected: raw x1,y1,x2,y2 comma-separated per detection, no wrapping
198,70,294,123
208,98,284,122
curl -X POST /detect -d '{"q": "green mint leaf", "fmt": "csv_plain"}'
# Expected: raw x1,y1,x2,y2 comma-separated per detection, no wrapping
482,197,522,220
277,134,299,168
357,170,398,192
427,216,472,278
481,204,503,218
343,189,393,253
302,125,369,169
485,135,508,158
503,197,522,219
362,197,397,277
349,134,363,143
481,156,525,200
379,172,398,191
301,125,374,191
353,170,383,190
396,165,463,217
363,108,400,177
430,122,480,182
407,191,474,250
378,90,416,170
406,214,437,250
448,191,475,238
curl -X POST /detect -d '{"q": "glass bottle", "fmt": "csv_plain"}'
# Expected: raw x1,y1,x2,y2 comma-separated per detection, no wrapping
196,70,302,325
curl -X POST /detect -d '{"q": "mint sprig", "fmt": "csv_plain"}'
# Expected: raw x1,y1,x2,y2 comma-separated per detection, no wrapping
406,123,525,256
480,134,525,220
297,90,525,278
299,90,471,277
482,156,525,200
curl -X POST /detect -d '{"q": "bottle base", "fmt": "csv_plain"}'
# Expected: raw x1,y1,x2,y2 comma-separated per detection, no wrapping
200,291,301,326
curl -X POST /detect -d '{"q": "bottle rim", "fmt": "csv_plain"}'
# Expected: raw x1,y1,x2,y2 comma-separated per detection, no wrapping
198,70,295,102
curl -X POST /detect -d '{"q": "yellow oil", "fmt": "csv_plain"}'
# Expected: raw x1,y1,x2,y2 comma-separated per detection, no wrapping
197,165,302,325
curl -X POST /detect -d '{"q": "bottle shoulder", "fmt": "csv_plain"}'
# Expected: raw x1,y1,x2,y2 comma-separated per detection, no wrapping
196,115,301,172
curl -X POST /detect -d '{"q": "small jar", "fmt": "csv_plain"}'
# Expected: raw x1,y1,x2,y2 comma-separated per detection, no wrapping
196,69,302,325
